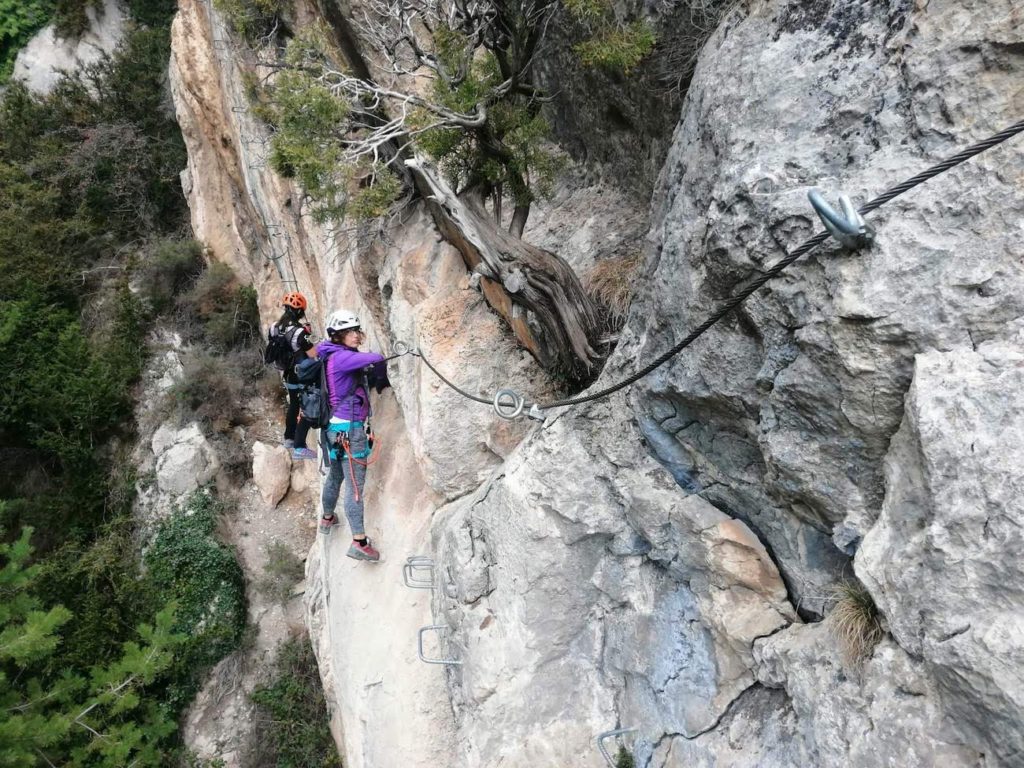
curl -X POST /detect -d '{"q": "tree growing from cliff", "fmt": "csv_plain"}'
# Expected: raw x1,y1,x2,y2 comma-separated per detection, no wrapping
242,0,654,380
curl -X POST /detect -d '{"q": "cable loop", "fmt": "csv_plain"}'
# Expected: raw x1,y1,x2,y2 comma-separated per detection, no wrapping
493,389,525,420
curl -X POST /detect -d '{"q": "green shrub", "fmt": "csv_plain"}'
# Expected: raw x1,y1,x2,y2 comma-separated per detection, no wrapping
125,0,178,28
574,20,656,74
256,541,304,605
52,0,103,39
0,0,53,83
213,0,291,43
615,745,636,768
249,634,340,767
167,352,247,431
145,489,247,709
0,523,187,766
179,263,261,352
138,239,205,315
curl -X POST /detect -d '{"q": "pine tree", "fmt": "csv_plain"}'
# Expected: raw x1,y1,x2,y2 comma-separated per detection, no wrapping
0,523,186,767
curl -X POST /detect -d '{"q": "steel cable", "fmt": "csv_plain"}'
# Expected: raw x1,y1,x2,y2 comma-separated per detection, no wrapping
409,120,1024,414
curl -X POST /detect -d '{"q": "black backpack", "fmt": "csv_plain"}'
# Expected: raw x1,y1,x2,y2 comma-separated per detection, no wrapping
295,353,333,429
264,325,301,371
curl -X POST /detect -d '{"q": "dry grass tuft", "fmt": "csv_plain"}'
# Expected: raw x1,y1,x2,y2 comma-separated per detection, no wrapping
585,251,644,331
827,580,884,668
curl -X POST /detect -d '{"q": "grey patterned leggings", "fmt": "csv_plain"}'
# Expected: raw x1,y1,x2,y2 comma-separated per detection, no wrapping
321,426,368,537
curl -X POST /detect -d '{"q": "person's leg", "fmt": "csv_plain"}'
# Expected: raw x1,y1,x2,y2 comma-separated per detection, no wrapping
342,428,369,538
321,451,345,525
294,416,312,451
284,388,300,444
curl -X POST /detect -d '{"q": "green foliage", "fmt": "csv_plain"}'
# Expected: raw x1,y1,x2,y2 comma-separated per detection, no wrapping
52,0,103,39
0,17,241,765
347,168,402,219
145,490,247,709
249,635,340,767
213,0,291,43
263,65,350,221
0,288,146,543
178,262,261,352
167,352,248,433
615,745,636,768
0,0,53,83
125,0,179,28
256,541,304,605
137,239,205,315
0,523,187,767
574,20,656,74
563,0,656,74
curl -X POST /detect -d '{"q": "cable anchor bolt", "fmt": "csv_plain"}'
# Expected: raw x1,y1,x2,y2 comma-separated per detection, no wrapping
808,189,874,250
392,340,410,356
525,404,545,422
493,388,525,420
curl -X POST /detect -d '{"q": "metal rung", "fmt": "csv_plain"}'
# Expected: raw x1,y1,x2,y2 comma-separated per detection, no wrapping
403,556,434,589
417,625,461,665
597,728,636,768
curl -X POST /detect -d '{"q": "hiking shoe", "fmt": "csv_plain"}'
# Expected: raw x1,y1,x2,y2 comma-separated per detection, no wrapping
292,447,317,461
319,515,339,534
347,538,380,562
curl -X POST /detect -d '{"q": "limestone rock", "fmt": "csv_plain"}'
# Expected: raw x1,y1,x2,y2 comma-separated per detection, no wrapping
857,340,1024,762
379,205,552,500
155,423,219,496
252,442,291,507
289,456,318,495
431,400,797,764
632,0,1024,618
12,0,127,94
753,624,983,768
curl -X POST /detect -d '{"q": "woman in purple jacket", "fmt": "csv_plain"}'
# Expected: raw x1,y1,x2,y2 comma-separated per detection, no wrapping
317,309,389,561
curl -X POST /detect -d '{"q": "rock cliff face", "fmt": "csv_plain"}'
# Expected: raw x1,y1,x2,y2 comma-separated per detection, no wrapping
166,0,1024,765
12,0,127,93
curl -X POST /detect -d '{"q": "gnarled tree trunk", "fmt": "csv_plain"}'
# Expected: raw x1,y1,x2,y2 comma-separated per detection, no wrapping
407,157,602,382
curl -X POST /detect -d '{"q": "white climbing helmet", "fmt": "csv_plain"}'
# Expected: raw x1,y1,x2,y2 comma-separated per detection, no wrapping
325,308,361,334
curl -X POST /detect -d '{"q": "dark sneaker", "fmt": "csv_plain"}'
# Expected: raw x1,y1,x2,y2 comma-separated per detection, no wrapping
347,538,380,562
292,447,317,461
319,515,339,535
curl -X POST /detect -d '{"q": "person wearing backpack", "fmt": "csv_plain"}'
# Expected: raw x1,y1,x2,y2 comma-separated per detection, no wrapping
266,292,318,460
317,308,389,561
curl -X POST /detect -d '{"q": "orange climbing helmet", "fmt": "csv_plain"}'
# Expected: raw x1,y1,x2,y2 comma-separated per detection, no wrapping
282,292,307,311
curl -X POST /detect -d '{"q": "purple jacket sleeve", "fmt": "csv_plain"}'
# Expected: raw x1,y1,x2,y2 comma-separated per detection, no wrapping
335,349,390,392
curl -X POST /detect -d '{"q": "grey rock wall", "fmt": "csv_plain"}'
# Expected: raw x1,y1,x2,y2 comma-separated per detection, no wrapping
424,0,1024,765
858,340,1024,763
633,0,1024,613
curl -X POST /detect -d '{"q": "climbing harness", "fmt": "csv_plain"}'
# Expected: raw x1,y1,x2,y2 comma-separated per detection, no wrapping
390,119,1024,420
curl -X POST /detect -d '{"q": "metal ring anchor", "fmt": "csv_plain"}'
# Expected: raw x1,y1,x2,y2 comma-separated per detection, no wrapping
808,189,875,249
402,556,434,589
596,728,637,767
417,625,462,665
392,340,410,356
493,388,525,420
